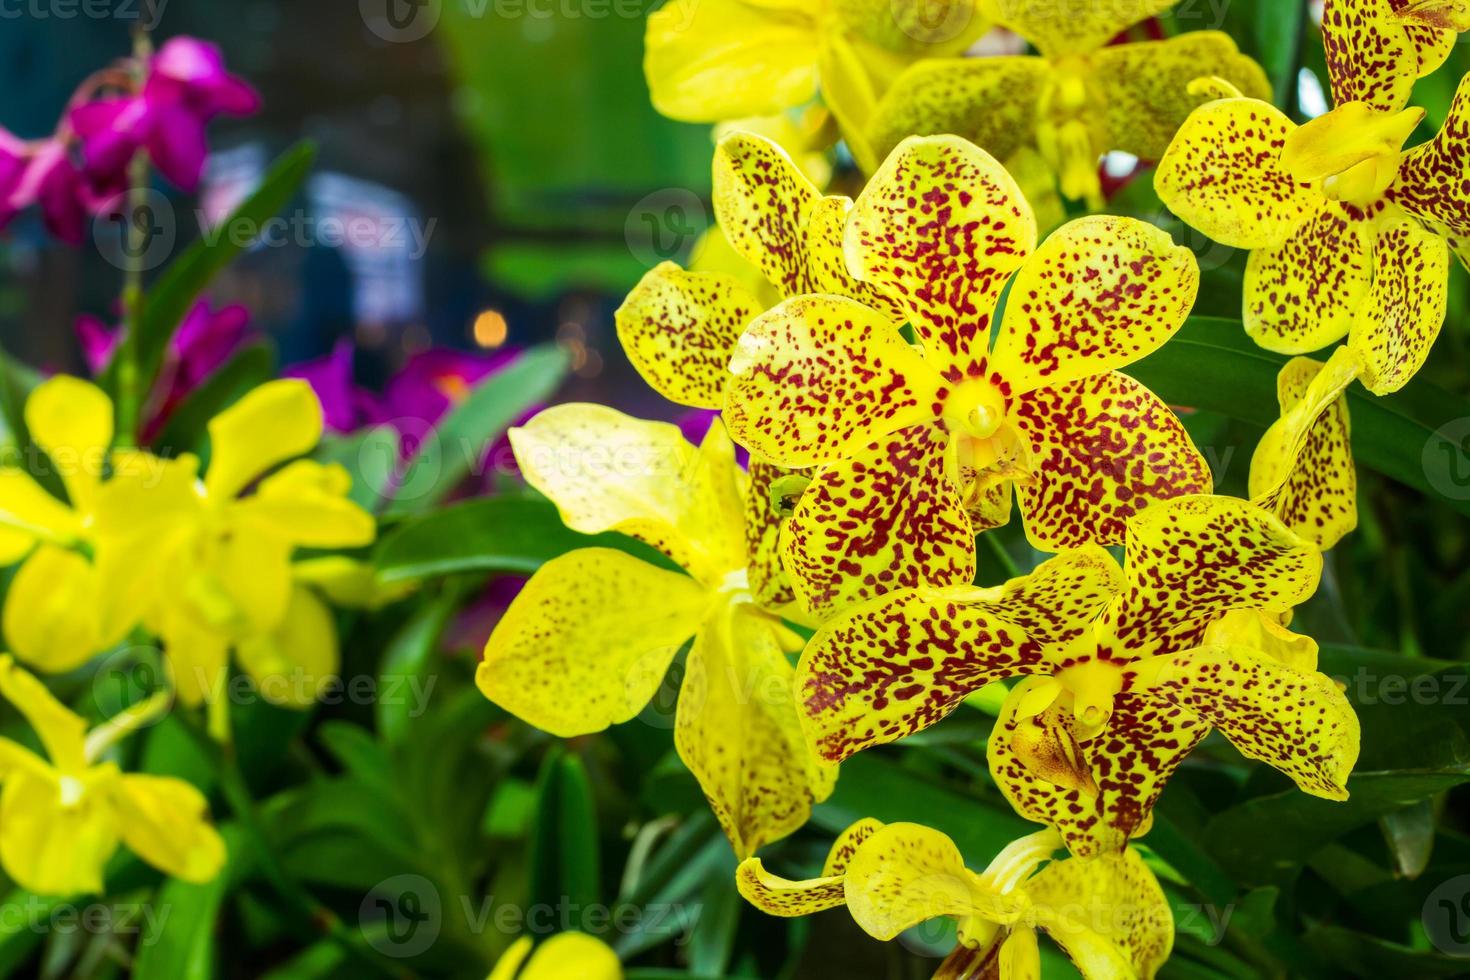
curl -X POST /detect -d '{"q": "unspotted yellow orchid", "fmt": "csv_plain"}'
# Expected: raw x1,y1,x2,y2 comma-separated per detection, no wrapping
486,932,620,980
724,133,1210,621
90,380,376,707
0,377,157,673
1156,18,1470,393
477,405,833,857
797,495,1359,857
738,820,1173,979
864,0,1270,204
1249,345,1361,550
644,0,988,162
0,654,225,895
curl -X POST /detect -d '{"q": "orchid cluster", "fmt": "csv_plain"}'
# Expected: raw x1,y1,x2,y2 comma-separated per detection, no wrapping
0,37,257,245
476,0,1465,975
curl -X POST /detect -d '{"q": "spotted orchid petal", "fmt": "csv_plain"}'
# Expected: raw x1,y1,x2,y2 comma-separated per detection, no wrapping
1027,847,1174,980
978,0,1174,56
1249,348,1362,550
843,822,1018,941
677,602,836,858
991,682,1207,858
991,216,1200,396
1321,0,1459,112
1350,216,1450,394
616,262,762,409
780,424,975,622
1156,98,1320,250
1011,372,1213,552
644,0,818,122
1388,71,1470,256
725,294,944,468
477,548,709,738
1243,202,1373,355
846,134,1037,380
510,404,747,586
714,130,824,298
744,457,803,613
796,549,1119,763
863,57,1049,171
1104,495,1323,659
1095,33,1272,162
1144,644,1361,799
735,817,885,916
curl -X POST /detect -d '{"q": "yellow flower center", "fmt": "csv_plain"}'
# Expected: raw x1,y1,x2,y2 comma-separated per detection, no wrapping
945,379,1007,440
1036,58,1102,206
1282,102,1423,207
57,774,86,808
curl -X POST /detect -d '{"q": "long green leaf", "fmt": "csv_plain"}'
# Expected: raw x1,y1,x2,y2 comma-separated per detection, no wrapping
528,749,602,932
1129,317,1470,517
134,827,242,980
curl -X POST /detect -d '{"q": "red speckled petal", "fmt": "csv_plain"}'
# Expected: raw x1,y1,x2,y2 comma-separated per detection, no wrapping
1244,202,1373,356
1351,216,1450,394
1389,72,1470,254
1012,372,1212,552
714,130,824,298
1321,0,1421,111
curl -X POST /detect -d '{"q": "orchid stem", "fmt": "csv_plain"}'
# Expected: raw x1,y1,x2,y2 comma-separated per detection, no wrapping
114,22,153,449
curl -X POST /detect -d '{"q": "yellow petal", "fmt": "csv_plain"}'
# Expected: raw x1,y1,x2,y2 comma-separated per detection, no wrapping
990,682,1207,859
724,294,943,468
644,0,817,121
1321,0,1428,112
616,262,762,409
1105,495,1322,658
864,56,1049,174
1026,848,1174,980
204,380,323,501
477,549,707,737
3,545,106,674
1388,71,1470,250
520,932,622,980
509,404,747,586
1094,33,1272,162
782,424,975,621
713,129,824,298
1280,102,1422,185
843,822,1013,941
235,586,339,708
1011,372,1212,552
0,653,88,770
112,773,227,883
991,216,1199,395
24,376,112,514
1244,202,1373,355
999,925,1042,980
816,36,881,172
232,460,377,549
0,766,118,895
743,457,802,614
846,134,1036,380
1156,98,1320,250
677,603,835,858
1351,216,1450,394
833,0,989,56
736,817,885,916
980,0,1173,55
1203,609,1319,672
0,469,82,551
487,937,534,980
156,605,231,708
1147,645,1361,800
1249,349,1361,551
292,556,415,609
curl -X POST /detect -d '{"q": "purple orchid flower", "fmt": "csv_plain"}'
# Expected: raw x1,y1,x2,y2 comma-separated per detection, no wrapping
78,298,252,439
284,339,388,434
71,37,260,193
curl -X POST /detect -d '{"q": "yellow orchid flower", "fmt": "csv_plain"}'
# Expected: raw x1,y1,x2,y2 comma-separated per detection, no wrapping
486,932,620,980
644,0,988,163
0,654,225,895
477,405,834,858
739,820,1173,979
863,0,1270,205
0,377,153,673
1248,345,1362,550
797,495,1359,857
90,380,376,708
723,133,1210,620
1156,41,1470,393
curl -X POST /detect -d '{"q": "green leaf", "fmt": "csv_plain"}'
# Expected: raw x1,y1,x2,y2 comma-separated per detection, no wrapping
374,495,668,584
115,142,315,399
133,827,243,980
688,851,741,978
1302,925,1470,978
1128,317,1470,518
376,590,459,744
153,342,275,455
386,344,569,514
528,748,602,931
316,425,402,513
